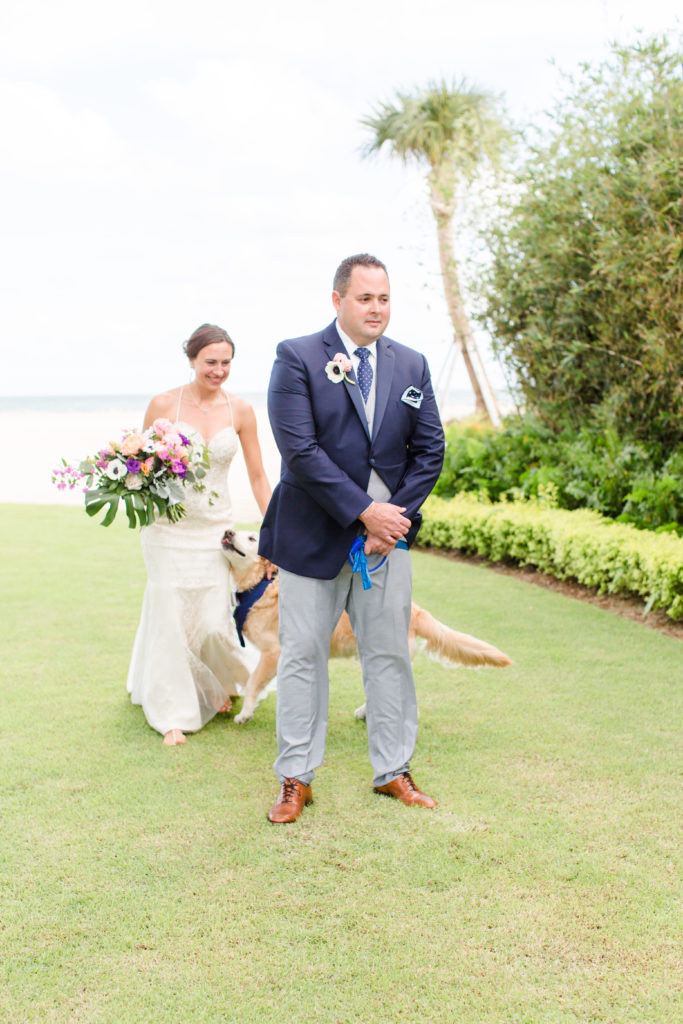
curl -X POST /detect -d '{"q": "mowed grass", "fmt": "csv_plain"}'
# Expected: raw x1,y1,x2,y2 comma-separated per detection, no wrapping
0,504,681,1024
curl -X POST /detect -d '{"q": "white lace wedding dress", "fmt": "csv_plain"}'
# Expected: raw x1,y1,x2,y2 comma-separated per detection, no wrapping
126,400,250,736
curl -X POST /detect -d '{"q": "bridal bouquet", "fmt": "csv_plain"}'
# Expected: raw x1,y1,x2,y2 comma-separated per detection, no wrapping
52,418,210,528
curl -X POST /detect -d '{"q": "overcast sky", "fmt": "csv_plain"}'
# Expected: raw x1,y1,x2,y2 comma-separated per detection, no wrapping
1,0,681,400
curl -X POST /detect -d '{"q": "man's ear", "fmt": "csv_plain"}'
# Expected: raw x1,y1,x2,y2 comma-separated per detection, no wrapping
332,290,341,313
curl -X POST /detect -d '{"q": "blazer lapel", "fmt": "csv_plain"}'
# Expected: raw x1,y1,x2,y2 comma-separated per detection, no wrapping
322,323,370,438
372,337,394,438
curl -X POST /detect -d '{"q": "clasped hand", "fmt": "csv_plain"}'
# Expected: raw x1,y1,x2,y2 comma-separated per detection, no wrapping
359,501,410,556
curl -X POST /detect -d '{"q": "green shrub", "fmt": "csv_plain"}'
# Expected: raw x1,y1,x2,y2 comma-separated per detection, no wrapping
420,493,683,620
479,36,683,452
618,450,683,533
435,417,683,534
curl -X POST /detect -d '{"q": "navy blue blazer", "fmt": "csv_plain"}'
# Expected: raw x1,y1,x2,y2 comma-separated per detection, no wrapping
258,321,445,579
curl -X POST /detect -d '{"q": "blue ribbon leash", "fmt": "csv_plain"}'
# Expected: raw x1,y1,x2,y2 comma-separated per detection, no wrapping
347,537,408,590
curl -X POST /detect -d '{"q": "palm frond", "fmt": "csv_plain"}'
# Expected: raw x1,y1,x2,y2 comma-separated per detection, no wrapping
361,78,510,181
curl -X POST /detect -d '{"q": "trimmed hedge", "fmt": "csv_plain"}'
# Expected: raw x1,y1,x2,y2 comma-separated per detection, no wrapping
420,494,683,620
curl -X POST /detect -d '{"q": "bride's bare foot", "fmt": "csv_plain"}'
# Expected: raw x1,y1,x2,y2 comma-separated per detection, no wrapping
163,729,186,746
218,697,233,713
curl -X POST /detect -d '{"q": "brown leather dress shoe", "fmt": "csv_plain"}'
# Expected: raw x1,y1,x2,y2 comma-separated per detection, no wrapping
267,778,313,824
374,772,437,808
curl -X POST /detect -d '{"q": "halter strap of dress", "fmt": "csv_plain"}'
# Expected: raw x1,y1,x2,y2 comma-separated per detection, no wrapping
174,384,233,429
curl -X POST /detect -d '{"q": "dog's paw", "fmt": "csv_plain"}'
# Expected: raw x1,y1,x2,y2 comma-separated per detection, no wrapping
234,708,254,724
354,703,367,721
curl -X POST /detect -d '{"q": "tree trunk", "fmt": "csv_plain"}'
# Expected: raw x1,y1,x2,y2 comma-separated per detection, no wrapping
429,182,501,426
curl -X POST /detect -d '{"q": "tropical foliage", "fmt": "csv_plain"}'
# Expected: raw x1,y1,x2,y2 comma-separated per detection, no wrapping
434,417,683,534
362,80,512,423
479,36,683,451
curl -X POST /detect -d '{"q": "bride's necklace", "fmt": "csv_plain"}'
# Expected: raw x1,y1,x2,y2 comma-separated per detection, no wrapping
188,382,225,415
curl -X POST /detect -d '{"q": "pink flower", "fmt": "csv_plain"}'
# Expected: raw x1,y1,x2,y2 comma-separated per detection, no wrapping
325,354,355,385
168,445,189,462
332,352,352,374
153,418,174,436
121,432,147,456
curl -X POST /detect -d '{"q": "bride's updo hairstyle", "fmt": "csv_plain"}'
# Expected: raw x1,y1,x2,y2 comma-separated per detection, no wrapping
183,324,235,359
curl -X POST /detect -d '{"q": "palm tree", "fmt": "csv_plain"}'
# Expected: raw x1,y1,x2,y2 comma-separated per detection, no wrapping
362,80,510,424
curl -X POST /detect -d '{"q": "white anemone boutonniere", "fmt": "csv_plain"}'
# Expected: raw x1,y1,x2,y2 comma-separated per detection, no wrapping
325,352,356,385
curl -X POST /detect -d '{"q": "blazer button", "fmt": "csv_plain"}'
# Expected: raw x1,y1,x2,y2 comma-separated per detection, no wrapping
369,458,376,466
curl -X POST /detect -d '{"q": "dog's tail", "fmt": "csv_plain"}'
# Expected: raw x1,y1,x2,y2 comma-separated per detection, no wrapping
411,604,512,668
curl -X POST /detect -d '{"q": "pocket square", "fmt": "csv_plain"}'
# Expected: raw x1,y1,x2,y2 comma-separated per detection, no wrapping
401,386,423,409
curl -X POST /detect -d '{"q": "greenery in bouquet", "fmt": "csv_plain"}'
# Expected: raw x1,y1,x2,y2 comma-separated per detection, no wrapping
52,418,211,528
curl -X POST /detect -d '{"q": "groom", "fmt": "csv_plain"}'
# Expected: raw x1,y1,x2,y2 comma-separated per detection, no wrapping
258,253,445,823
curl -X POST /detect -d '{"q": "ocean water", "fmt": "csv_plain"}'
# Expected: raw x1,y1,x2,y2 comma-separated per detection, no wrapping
0,387,493,415
0,388,507,510
0,393,268,413
0,393,272,513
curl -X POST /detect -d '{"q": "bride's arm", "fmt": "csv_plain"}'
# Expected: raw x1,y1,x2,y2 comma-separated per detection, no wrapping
233,399,272,516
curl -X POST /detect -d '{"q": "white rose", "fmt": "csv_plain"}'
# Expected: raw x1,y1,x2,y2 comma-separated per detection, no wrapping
125,473,143,490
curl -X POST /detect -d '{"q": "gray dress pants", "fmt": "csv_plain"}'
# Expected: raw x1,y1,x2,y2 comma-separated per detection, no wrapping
274,546,417,788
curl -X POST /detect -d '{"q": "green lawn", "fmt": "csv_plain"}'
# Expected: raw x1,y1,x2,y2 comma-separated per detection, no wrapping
1,505,680,1024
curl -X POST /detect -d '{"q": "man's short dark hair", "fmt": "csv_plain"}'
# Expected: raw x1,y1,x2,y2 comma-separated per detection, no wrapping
332,254,388,296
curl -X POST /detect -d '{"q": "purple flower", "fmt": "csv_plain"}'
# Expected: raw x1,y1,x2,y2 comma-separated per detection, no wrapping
178,433,190,446
170,459,187,478
126,458,141,473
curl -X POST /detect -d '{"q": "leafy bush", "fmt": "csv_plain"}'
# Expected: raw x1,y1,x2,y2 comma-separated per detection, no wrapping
420,494,683,620
618,450,683,533
479,36,683,452
435,417,683,534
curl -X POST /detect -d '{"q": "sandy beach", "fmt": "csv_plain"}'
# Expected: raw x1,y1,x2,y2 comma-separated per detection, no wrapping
2,406,282,523
2,395,491,520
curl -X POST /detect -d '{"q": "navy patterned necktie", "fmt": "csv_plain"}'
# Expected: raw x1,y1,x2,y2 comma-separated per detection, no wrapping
354,347,373,403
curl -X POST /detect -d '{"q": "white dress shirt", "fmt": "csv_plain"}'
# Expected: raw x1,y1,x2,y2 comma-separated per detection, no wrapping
335,320,391,503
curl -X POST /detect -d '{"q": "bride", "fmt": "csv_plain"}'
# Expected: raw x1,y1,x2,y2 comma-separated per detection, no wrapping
126,323,272,746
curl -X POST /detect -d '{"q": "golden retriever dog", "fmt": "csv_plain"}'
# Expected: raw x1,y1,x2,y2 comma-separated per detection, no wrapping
222,529,511,724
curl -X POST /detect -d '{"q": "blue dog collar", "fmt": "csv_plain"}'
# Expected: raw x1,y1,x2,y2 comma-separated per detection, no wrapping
233,576,275,647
